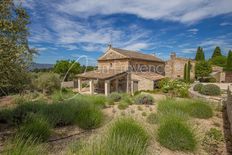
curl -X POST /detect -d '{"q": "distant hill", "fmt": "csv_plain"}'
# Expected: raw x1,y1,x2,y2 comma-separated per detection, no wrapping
29,62,54,71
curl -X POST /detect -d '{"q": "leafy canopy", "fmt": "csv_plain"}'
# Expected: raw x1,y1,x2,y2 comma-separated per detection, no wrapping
0,1,35,95
54,60,81,81
195,61,212,78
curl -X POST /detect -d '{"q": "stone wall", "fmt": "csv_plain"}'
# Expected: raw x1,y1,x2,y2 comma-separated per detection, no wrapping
165,53,195,79
226,72,232,83
225,88,232,135
131,73,154,91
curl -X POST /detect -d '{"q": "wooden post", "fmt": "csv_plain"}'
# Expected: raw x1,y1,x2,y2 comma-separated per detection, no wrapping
78,78,82,92
115,79,119,92
89,80,94,95
105,80,110,96
126,74,130,93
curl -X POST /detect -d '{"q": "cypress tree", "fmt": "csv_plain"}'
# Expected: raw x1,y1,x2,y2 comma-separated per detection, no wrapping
187,61,191,82
201,48,205,61
195,47,205,61
226,50,232,71
212,46,222,59
184,64,187,81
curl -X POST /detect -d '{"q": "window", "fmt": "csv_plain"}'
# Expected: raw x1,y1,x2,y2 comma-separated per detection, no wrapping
110,63,113,68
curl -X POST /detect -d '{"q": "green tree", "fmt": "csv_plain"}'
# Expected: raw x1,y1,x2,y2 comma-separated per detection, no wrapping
212,46,222,59
195,47,205,61
0,1,35,96
226,50,232,71
210,55,227,67
195,61,212,79
54,60,81,81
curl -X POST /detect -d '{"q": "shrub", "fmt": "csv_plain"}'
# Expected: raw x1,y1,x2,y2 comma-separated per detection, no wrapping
159,79,190,97
87,95,106,108
74,102,103,130
108,92,122,102
157,117,197,151
203,128,223,153
0,108,13,124
200,84,221,96
11,101,48,126
193,83,203,92
134,94,154,105
17,114,51,142
118,101,129,110
33,72,60,94
51,89,75,102
146,113,159,124
141,112,147,117
205,128,223,142
137,106,143,111
121,94,133,105
157,78,170,89
185,100,213,119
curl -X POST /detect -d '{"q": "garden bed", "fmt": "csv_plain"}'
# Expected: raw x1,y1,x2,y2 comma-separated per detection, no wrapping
0,92,228,155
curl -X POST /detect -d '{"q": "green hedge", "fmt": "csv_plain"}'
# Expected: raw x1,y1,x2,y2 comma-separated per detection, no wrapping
200,84,221,96
193,83,203,92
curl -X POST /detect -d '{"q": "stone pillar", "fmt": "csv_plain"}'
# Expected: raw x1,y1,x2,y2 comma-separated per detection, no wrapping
115,79,119,92
78,78,82,92
131,80,134,95
89,79,94,95
105,80,110,96
126,74,130,93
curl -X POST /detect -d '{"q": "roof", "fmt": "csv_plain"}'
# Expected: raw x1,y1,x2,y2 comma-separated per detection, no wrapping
132,72,165,81
76,69,126,80
98,47,164,62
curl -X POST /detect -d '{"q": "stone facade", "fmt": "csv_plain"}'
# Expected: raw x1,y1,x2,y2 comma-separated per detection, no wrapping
131,73,154,92
165,53,195,79
98,48,165,73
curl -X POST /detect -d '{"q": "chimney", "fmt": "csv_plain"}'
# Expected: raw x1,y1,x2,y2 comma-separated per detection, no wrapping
170,52,176,59
108,44,112,50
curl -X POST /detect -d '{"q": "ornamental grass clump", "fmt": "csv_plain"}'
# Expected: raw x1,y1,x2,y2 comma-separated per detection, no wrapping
134,94,154,105
157,117,197,151
118,100,129,110
17,114,51,142
146,113,159,124
108,92,122,102
185,100,213,119
74,102,103,130
71,118,149,155
3,135,47,155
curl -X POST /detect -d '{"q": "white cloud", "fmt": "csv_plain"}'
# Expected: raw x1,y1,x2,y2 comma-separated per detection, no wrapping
220,22,232,26
187,28,198,34
56,0,232,23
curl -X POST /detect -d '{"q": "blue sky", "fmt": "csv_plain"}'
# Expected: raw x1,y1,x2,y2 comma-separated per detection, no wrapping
22,0,232,65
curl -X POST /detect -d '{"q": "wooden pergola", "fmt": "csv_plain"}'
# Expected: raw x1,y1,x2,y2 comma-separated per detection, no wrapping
76,70,129,96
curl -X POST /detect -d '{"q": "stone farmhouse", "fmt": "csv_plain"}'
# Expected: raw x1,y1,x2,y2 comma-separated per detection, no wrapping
76,46,165,95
